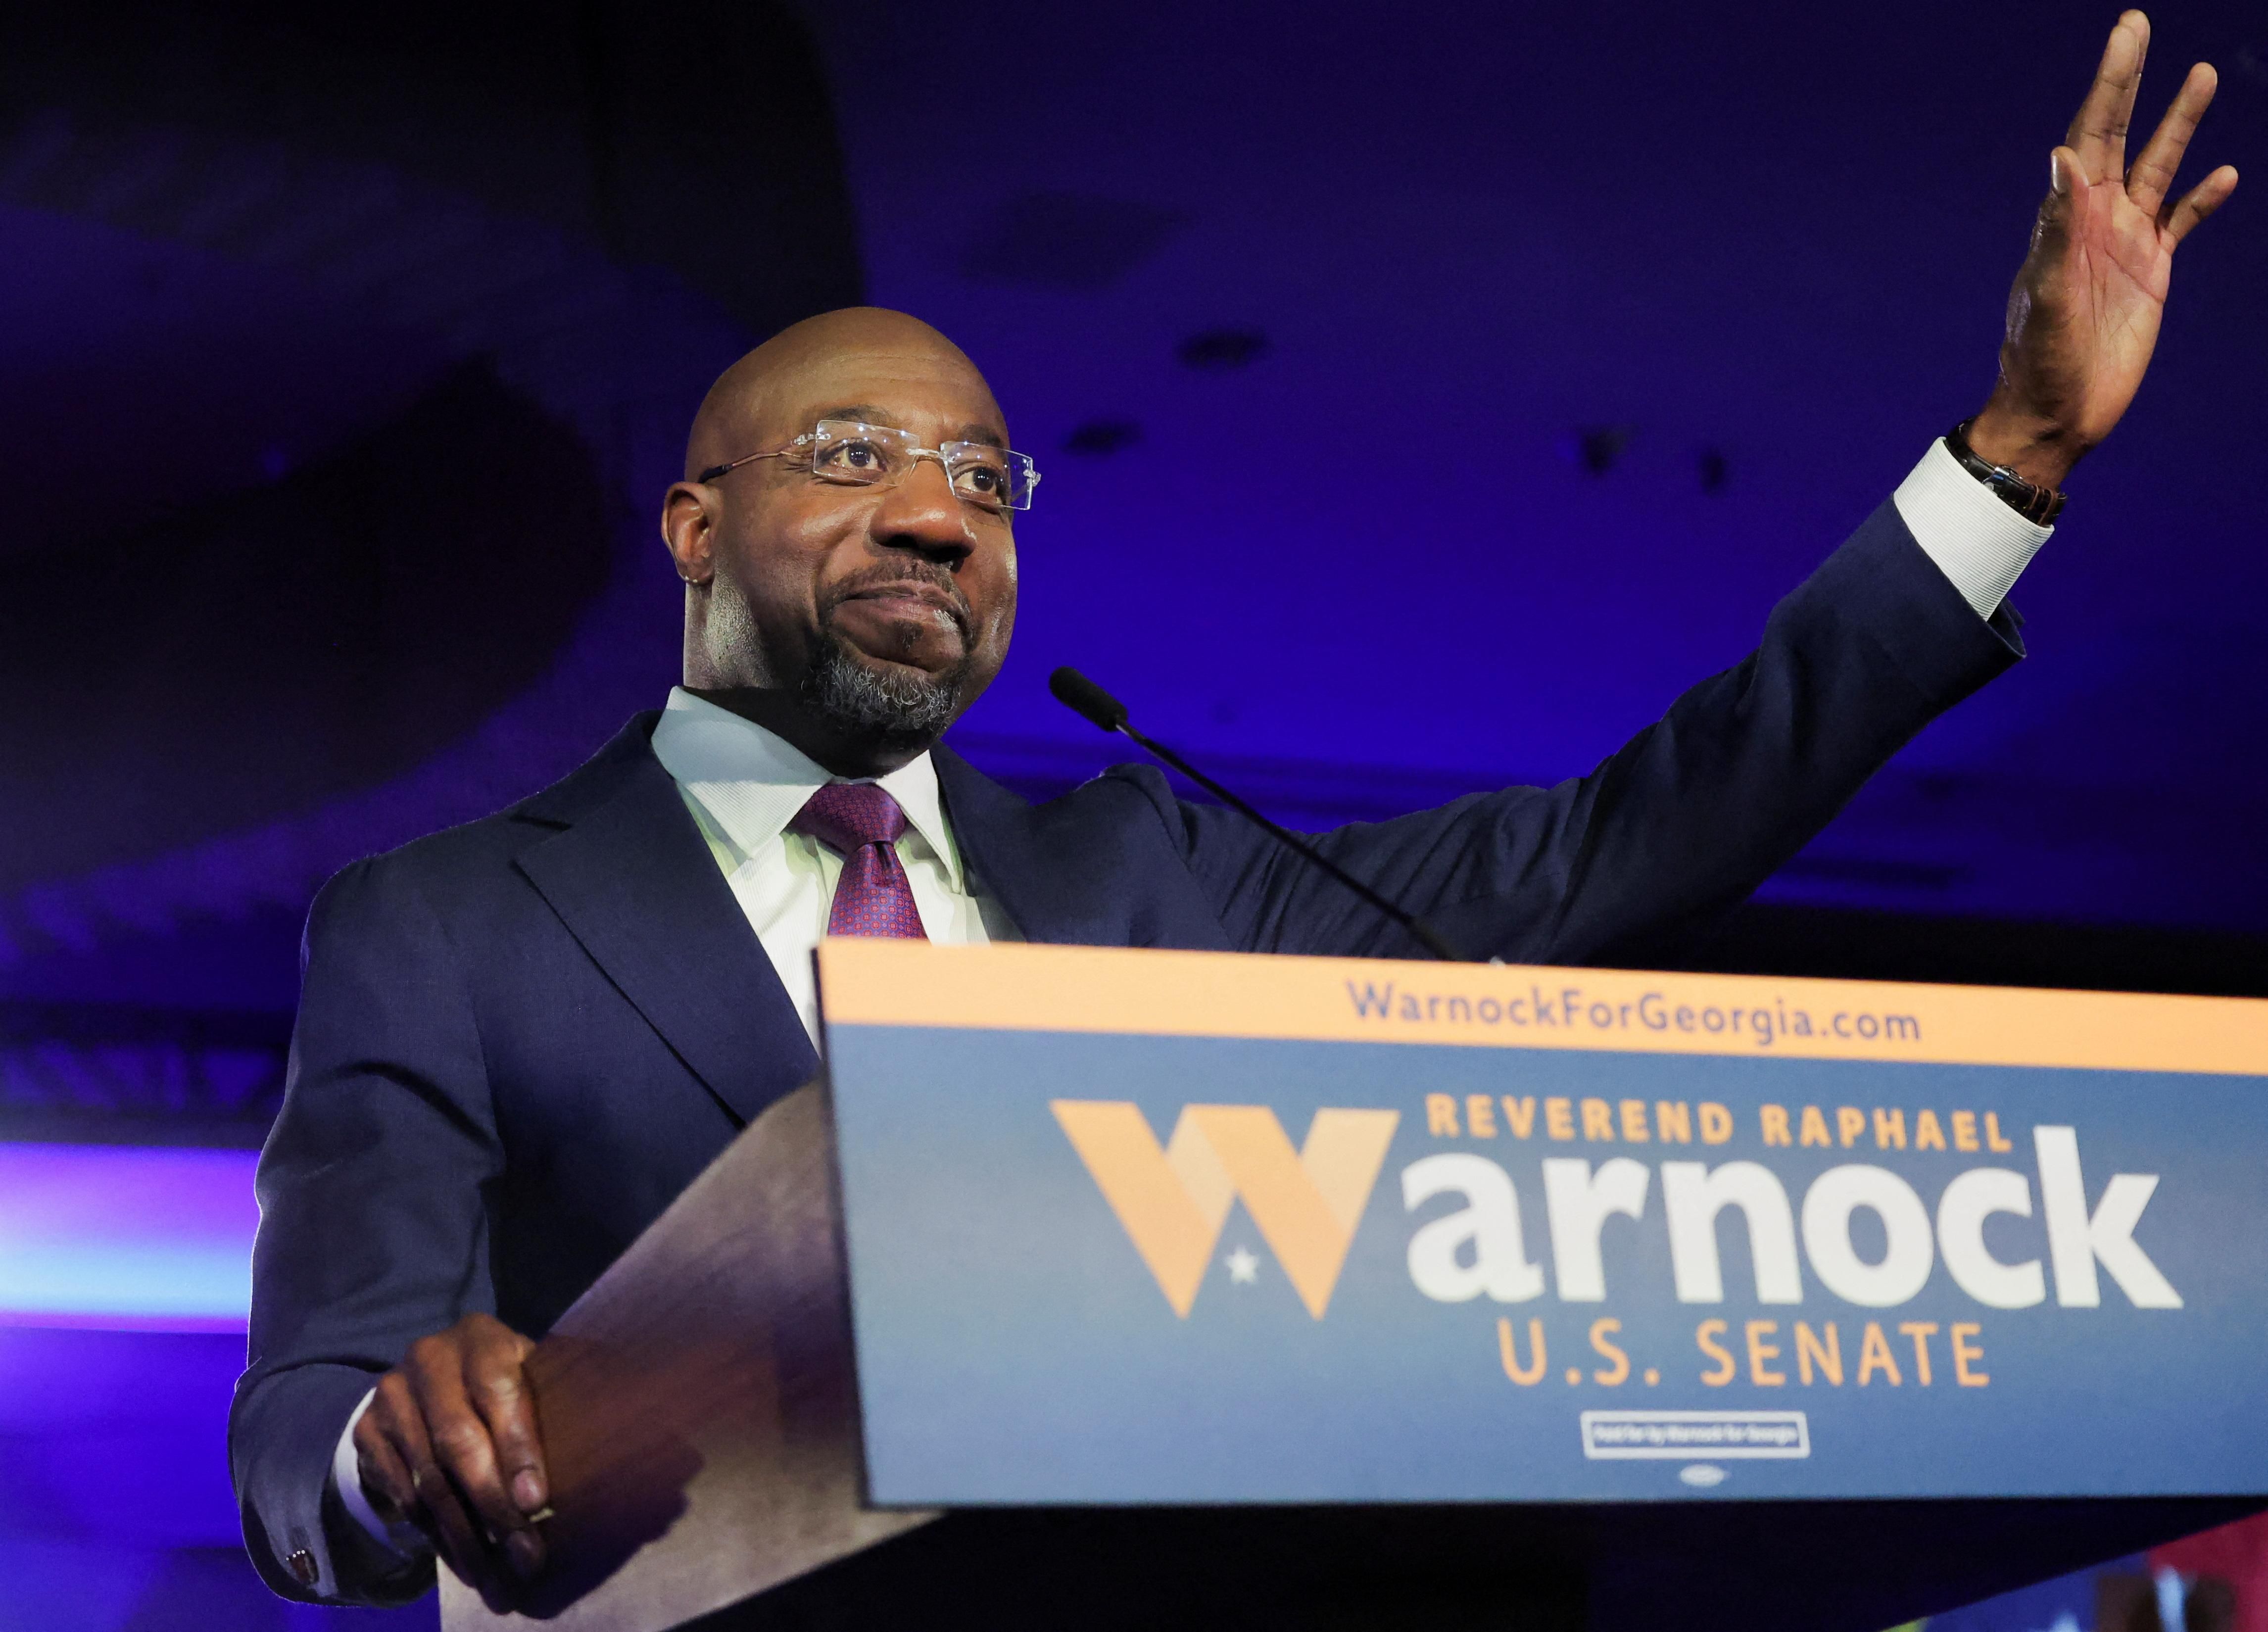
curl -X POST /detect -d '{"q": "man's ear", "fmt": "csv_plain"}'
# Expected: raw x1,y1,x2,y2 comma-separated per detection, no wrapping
661,484,716,585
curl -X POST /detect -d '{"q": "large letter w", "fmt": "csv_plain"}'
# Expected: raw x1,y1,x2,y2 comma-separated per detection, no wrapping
1052,1102,1399,1319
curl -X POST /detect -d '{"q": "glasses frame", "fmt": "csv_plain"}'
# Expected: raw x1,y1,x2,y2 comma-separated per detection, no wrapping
697,419,1040,513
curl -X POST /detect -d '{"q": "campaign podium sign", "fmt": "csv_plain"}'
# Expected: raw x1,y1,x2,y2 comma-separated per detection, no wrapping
446,943,2268,1632
818,939,2268,1506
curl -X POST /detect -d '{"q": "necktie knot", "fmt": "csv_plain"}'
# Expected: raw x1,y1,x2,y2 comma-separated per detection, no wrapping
790,782,909,856
789,782,926,940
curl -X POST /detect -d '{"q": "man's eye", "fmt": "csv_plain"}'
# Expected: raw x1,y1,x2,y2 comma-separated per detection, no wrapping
952,461,1006,499
818,439,888,475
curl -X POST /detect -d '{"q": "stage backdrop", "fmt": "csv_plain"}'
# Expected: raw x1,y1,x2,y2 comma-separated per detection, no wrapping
817,940,2268,1506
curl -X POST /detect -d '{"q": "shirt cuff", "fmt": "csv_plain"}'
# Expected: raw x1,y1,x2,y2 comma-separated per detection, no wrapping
332,1388,427,1560
1891,438,2053,619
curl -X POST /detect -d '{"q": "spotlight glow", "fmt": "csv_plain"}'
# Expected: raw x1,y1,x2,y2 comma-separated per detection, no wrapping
0,1144,256,1330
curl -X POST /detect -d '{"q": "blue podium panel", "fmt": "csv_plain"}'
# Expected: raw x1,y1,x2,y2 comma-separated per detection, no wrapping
815,942,2268,1508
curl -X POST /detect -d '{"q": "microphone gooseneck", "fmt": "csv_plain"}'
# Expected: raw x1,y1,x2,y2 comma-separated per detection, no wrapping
1047,667,1465,962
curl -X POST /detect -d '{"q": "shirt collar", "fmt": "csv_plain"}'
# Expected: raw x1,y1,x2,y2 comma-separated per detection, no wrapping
648,687,964,888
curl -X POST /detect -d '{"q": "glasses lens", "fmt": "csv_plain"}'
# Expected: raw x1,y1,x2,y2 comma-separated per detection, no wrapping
946,444,1038,511
808,421,909,485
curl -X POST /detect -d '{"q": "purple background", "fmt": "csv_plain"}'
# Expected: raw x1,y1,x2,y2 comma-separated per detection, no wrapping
1,0,2261,1625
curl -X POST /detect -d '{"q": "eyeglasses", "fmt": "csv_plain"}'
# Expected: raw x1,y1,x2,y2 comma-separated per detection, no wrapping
698,420,1041,513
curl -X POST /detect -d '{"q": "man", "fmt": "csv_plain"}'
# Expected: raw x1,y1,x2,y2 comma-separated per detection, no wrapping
232,14,2234,1612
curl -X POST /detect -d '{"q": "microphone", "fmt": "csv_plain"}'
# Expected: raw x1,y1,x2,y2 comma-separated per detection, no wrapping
1048,667,1465,962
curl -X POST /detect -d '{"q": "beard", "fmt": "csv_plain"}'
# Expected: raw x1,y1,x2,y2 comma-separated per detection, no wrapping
798,626,967,746
699,562,976,751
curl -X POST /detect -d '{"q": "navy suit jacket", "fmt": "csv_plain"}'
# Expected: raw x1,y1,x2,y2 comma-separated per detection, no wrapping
231,501,2020,1601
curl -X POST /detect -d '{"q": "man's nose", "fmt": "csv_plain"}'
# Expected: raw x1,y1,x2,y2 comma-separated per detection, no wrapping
870,457,976,563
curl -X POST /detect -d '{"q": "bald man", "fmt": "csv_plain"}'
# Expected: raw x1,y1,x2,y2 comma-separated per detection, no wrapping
233,17,2234,1616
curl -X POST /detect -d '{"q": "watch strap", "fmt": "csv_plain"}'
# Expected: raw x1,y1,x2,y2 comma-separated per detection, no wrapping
1943,418,2067,526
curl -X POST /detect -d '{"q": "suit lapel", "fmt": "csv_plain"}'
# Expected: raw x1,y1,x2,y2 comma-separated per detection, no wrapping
515,720,816,1128
935,745,1239,953
931,745,1083,945
936,743,1201,949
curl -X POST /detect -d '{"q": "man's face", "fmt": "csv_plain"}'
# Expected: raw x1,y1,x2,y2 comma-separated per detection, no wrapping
693,340,1019,735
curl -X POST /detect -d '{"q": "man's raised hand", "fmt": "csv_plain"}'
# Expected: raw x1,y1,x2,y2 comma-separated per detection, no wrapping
352,1312,549,1611
1969,10,2238,489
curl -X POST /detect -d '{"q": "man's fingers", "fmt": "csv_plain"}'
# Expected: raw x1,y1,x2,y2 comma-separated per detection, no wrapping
2065,10,2149,182
2127,61,2218,217
2162,164,2239,247
377,1385,492,1587
413,1461,508,1601
362,1375,431,1517
464,1325,548,1516
354,1420,419,1521
459,1328,549,1576
2029,147,2083,261
409,1335,543,1576
352,1317,549,1609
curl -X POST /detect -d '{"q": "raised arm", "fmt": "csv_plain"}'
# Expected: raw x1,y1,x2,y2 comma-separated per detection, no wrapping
1167,11,2234,964
1171,499,2019,963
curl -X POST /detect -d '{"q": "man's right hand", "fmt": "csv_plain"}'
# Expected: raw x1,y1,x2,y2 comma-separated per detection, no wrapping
352,1312,549,1609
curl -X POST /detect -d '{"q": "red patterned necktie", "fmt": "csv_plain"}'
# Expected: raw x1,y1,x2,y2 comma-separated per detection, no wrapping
789,783,928,940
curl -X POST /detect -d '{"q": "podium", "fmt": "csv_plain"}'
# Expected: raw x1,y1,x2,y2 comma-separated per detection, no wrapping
445,943,2268,1632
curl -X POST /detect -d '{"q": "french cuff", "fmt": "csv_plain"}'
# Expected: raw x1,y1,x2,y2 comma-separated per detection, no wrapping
1892,438,2053,619
332,1388,428,1560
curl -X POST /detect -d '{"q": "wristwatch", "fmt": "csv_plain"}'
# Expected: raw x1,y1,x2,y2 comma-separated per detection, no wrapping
1944,418,2067,526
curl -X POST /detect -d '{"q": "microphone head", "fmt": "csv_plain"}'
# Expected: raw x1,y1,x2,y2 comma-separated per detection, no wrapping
1048,667,1129,733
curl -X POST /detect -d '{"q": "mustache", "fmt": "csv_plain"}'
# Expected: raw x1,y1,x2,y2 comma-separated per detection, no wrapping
821,560,973,634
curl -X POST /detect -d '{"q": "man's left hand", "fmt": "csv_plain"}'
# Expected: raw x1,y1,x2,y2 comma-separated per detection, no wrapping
1969,9,2238,489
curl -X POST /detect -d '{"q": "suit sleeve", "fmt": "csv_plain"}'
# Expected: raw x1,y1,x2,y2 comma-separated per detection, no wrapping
228,855,502,1605
1162,500,2022,963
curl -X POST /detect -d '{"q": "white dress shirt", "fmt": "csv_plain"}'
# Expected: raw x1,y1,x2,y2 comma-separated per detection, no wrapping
331,441,2048,1555
648,687,1021,1045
